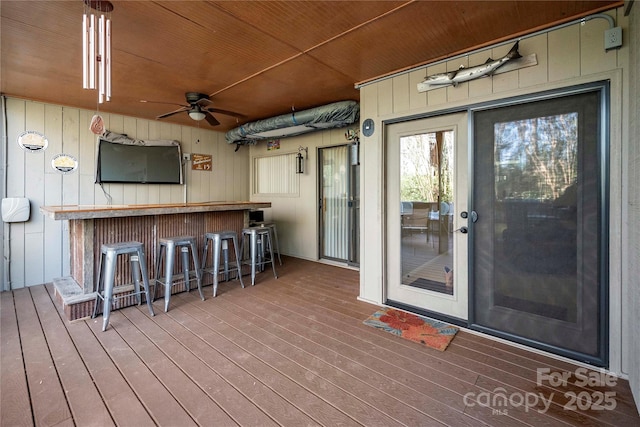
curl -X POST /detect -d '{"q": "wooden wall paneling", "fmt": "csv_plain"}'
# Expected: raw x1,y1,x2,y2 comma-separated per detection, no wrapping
6,99,26,199
210,131,221,201
92,112,110,205
392,73,410,114
214,132,224,201
218,133,231,202
22,102,47,286
146,121,163,205
61,107,80,206
409,68,428,111
79,109,97,205
180,127,193,202
446,56,469,104
518,34,548,88
426,62,447,106
491,43,520,93
468,50,494,98
5,99,250,288
158,124,174,203
121,117,139,204
135,120,151,205
232,134,250,201
359,83,382,304
42,105,65,285
581,12,617,75
169,125,184,203
549,25,580,82
626,2,639,401
104,114,125,204
377,79,394,117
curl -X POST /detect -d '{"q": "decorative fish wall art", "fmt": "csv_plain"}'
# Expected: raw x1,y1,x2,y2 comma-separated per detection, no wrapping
418,41,525,91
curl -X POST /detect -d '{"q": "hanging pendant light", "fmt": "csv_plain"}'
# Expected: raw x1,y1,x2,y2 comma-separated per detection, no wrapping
82,0,113,103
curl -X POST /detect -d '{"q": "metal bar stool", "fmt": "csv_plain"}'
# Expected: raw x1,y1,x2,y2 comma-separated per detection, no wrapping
92,241,155,331
240,226,278,286
153,236,204,312
201,231,244,297
249,221,282,265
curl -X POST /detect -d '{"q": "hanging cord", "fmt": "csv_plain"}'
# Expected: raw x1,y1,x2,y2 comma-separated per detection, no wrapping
99,182,113,205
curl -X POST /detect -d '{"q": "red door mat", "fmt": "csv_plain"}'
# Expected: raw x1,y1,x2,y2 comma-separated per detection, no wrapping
363,308,459,351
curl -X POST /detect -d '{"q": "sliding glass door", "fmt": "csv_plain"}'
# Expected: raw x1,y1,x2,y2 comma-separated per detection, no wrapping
319,145,359,266
471,84,608,365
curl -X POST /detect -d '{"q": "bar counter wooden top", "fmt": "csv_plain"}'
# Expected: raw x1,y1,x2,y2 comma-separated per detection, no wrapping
40,201,271,220
45,201,271,320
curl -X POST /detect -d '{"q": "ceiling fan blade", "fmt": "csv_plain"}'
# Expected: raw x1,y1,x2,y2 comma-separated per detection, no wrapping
156,106,189,119
141,99,189,108
204,111,220,126
206,107,246,119
194,97,212,107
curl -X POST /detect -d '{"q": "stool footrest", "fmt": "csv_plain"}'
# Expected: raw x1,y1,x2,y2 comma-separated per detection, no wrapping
154,272,201,287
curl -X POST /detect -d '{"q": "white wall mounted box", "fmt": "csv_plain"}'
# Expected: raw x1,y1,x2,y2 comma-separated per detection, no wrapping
2,198,30,222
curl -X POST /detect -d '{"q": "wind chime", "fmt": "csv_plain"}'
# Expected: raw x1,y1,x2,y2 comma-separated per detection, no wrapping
82,0,113,104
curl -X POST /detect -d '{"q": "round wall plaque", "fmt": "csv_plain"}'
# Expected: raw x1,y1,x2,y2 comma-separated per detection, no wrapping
362,118,375,137
18,130,48,152
51,154,78,174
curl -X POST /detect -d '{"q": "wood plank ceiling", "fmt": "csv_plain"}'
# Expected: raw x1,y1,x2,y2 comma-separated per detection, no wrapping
1,1,622,132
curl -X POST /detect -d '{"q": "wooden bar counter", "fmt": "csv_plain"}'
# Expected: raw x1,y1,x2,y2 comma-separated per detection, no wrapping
40,201,270,320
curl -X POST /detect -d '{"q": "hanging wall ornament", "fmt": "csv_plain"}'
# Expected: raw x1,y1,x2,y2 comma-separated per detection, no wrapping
51,154,79,174
90,114,105,135
17,130,48,153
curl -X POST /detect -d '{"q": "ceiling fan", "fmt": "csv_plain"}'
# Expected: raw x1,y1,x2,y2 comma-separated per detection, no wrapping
141,92,245,126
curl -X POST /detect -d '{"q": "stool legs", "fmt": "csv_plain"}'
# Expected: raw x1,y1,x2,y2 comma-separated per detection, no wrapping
92,243,154,332
250,230,258,286
101,250,117,332
202,232,244,297
135,248,155,319
153,237,204,312
265,229,278,280
270,224,282,265
241,228,278,287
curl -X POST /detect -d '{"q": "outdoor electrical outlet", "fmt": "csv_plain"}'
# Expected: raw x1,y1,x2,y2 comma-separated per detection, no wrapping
183,153,191,161
604,27,622,51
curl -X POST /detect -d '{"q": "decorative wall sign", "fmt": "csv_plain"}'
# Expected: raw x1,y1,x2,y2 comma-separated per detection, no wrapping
51,154,78,174
191,153,212,171
18,131,49,152
267,139,280,151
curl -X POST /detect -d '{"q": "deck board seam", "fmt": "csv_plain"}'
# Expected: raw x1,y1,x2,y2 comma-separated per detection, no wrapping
171,292,411,427
175,290,482,426
162,298,358,427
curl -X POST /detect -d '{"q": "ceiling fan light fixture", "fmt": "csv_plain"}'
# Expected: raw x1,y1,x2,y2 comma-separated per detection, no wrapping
188,108,206,121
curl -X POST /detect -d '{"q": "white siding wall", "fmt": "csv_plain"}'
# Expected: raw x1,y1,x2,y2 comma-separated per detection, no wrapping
358,7,632,378
626,1,640,411
249,127,356,262
2,99,249,289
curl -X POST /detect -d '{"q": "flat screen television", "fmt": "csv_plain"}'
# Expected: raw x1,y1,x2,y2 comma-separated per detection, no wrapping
96,139,183,184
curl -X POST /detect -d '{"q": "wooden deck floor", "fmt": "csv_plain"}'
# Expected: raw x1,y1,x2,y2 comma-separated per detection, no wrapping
2,257,638,426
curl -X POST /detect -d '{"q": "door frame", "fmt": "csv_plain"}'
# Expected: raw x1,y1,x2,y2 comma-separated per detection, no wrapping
466,81,610,366
380,81,609,365
317,143,360,266
383,109,470,325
